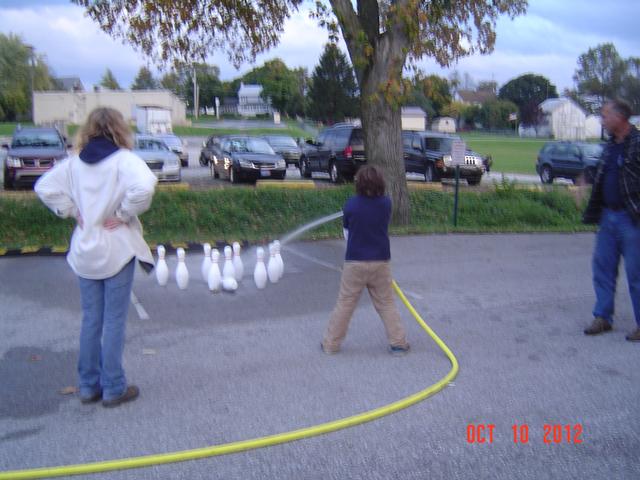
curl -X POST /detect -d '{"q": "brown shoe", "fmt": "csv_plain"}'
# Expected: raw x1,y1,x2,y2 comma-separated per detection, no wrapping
80,391,102,404
625,328,640,342
584,317,612,335
102,385,139,408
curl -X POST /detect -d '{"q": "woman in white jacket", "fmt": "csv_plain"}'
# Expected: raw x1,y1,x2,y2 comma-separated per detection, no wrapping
35,107,157,408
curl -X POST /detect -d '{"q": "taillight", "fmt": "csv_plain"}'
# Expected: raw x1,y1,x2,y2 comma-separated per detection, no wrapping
343,145,353,159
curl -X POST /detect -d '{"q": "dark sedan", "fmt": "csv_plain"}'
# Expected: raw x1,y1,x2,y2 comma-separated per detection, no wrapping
211,136,287,183
262,135,301,166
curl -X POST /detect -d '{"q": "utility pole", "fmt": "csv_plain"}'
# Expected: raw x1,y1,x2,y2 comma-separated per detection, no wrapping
192,65,199,120
26,44,35,123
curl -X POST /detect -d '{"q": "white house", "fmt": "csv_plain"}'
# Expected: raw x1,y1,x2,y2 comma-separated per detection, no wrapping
585,115,602,139
400,106,427,131
431,117,457,133
534,98,587,140
237,83,272,117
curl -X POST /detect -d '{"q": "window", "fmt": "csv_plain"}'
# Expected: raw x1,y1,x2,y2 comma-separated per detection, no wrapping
402,134,412,149
424,138,440,151
412,136,422,150
333,129,351,149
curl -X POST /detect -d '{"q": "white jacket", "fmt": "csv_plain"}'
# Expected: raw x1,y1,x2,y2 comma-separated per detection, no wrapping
35,149,157,279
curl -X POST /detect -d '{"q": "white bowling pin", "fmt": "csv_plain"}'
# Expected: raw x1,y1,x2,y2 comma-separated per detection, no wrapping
267,243,279,284
253,247,268,289
201,243,212,282
207,249,221,292
222,276,238,292
175,247,189,290
232,241,244,281
155,245,169,286
222,245,235,281
273,240,284,280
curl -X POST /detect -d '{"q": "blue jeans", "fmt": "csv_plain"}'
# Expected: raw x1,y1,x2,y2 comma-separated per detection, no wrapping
77,258,135,401
592,209,640,326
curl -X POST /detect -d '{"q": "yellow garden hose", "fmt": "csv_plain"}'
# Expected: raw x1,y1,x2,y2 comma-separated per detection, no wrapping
0,280,458,479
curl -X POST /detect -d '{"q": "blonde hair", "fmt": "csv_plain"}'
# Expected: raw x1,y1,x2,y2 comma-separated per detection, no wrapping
76,107,133,151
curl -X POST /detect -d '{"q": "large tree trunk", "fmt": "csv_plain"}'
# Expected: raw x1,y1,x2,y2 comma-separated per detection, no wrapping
360,78,410,225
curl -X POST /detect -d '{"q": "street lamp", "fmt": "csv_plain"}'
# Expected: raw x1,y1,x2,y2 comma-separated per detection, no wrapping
25,44,35,123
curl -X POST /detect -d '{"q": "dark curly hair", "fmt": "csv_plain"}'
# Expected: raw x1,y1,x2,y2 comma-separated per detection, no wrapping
355,165,386,197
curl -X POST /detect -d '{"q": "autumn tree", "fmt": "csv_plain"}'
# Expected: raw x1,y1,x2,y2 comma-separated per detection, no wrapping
73,0,527,224
131,66,158,90
499,74,557,126
405,74,451,117
308,43,359,124
0,33,57,121
100,68,121,90
574,43,626,107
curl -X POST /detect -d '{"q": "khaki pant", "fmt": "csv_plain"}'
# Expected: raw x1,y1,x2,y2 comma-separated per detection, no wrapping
323,261,408,352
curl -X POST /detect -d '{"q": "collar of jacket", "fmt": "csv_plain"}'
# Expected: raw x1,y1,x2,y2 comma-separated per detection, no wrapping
79,136,120,164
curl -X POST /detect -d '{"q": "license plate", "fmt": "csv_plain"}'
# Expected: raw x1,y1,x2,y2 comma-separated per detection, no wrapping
260,169,271,177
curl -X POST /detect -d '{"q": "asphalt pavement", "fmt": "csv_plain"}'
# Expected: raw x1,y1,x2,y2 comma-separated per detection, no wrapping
1,233,639,479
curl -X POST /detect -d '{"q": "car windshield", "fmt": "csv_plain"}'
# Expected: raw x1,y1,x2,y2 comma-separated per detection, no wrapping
159,136,181,148
266,136,297,148
12,132,62,148
226,138,274,154
136,138,169,151
581,144,603,157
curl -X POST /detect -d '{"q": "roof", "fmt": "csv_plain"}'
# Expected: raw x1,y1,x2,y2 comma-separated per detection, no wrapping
539,97,585,114
456,89,496,104
401,106,427,117
238,83,263,96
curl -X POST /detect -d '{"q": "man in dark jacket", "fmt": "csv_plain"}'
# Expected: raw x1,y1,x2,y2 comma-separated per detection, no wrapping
583,99,640,342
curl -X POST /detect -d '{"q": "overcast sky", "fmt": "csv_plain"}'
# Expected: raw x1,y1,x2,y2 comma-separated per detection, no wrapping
0,0,638,93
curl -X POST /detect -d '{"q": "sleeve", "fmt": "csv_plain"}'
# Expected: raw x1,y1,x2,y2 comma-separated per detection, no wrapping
114,151,158,222
34,158,77,219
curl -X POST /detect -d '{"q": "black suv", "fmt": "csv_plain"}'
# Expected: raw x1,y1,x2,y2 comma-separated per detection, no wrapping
299,124,366,183
2,126,69,189
536,141,603,184
402,131,485,185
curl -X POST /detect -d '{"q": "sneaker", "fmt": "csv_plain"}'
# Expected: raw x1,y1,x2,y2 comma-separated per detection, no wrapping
625,328,640,342
320,343,339,355
79,391,102,404
389,344,411,356
102,385,139,408
584,317,612,335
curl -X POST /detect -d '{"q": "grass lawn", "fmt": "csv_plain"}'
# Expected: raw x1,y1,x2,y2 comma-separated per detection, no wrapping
459,132,548,175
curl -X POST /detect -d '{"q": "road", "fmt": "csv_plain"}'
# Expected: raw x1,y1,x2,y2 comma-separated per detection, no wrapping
1,234,639,479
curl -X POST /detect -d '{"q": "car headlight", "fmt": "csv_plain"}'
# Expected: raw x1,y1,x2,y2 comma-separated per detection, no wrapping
223,157,231,168
213,155,218,165
443,154,452,166
277,159,286,168
239,159,253,169
6,156,22,168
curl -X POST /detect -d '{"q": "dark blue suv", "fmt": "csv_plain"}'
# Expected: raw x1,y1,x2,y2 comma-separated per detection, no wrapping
536,141,603,184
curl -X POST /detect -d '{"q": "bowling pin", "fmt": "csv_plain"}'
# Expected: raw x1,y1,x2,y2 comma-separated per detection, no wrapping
222,276,238,292
207,249,221,292
253,247,268,289
175,247,189,290
232,241,244,281
155,245,169,286
267,243,279,284
273,240,284,280
201,243,212,282
222,245,235,281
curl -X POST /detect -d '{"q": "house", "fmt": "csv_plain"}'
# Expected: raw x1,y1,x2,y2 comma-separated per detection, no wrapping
532,98,587,140
431,117,457,133
455,89,496,106
237,83,272,117
585,115,602,139
400,106,427,131
33,89,187,127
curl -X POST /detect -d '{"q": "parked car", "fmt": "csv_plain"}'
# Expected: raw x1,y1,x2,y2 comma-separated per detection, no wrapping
2,126,69,189
401,131,485,185
199,134,222,166
133,134,181,182
210,136,286,183
299,123,366,183
536,141,603,184
155,133,188,167
262,135,301,166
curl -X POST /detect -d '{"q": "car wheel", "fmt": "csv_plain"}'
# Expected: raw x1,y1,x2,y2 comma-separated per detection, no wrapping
540,165,554,184
424,163,435,182
467,176,481,186
199,154,208,167
329,161,342,184
299,157,311,178
3,168,12,190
